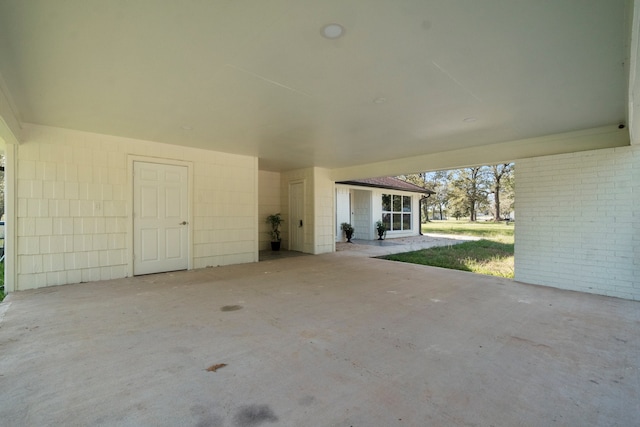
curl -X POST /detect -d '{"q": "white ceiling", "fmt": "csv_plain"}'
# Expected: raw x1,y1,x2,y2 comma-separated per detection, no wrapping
0,0,633,172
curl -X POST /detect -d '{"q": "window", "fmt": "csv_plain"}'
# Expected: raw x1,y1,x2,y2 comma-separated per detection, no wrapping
382,194,411,231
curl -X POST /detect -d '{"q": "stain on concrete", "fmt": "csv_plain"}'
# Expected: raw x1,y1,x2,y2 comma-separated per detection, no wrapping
206,363,227,372
221,305,242,312
191,404,224,427
233,404,278,427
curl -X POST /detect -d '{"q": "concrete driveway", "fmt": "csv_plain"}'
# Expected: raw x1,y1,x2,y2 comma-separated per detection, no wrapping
0,252,638,426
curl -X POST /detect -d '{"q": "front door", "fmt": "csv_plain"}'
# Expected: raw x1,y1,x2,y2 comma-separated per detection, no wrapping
133,161,189,275
335,188,351,242
289,181,304,252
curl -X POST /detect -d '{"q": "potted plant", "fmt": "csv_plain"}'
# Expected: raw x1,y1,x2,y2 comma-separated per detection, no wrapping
375,220,387,240
340,222,355,243
266,213,284,251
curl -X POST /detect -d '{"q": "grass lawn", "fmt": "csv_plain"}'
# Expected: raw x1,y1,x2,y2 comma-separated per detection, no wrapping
382,220,515,278
422,219,514,243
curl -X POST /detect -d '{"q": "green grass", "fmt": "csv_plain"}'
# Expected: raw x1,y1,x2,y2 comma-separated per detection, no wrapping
382,220,515,278
422,219,514,243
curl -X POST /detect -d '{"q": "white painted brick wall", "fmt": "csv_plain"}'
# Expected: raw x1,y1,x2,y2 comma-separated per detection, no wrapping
15,124,258,290
515,145,640,300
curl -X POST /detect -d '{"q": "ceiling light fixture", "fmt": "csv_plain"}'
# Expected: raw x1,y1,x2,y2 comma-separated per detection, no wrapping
463,117,477,123
321,23,345,39
373,97,387,104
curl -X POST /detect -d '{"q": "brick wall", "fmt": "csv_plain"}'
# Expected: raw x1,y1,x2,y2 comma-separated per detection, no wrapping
515,145,640,300
14,124,258,290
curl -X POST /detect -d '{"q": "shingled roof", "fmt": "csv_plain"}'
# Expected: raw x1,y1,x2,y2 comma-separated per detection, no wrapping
337,177,435,195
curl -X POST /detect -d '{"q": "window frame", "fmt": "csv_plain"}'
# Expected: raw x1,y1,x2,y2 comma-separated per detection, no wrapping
381,193,412,232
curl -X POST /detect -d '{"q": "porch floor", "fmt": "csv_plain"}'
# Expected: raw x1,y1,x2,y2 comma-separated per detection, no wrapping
0,252,638,426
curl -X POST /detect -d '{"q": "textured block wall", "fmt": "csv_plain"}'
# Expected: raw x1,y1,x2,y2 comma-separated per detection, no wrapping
515,145,639,300
313,167,335,254
15,124,258,290
280,167,335,254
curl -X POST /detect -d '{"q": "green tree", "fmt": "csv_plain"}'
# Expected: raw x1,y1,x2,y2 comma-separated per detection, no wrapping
397,173,431,221
449,167,490,221
422,170,450,220
489,163,514,221
500,167,515,218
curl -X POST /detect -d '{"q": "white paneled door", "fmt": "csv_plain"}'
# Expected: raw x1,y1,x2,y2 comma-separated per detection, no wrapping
133,162,189,275
289,181,304,252
335,188,351,242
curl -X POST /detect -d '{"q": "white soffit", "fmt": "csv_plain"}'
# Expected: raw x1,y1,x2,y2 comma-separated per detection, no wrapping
0,0,632,171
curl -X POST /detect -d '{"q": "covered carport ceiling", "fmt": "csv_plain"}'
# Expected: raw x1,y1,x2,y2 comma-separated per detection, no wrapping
0,0,633,173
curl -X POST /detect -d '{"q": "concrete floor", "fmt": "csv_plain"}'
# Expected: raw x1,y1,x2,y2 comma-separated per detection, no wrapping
0,249,639,426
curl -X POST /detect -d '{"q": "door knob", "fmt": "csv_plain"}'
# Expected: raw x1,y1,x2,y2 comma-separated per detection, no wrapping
180,221,188,225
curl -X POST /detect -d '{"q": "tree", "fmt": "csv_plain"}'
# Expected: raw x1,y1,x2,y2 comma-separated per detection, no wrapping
489,163,514,221
397,173,431,221
500,167,515,218
423,170,450,220
449,167,490,221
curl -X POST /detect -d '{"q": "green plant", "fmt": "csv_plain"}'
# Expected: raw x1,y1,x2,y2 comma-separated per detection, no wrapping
375,220,387,240
266,213,284,242
340,222,354,234
341,222,355,242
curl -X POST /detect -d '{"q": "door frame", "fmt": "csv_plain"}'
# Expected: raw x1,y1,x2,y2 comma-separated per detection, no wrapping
127,155,193,276
288,179,305,252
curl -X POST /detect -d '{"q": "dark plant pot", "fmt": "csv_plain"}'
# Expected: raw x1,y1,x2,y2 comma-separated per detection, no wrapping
377,230,385,240
346,232,353,243
270,241,281,251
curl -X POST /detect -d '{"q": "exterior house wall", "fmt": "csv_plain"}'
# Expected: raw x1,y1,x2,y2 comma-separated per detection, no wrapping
371,189,422,239
515,145,640,300
334,184,422,240
258,170,281,251
281,167,334,254
313,167,335,254
12,124,258,291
